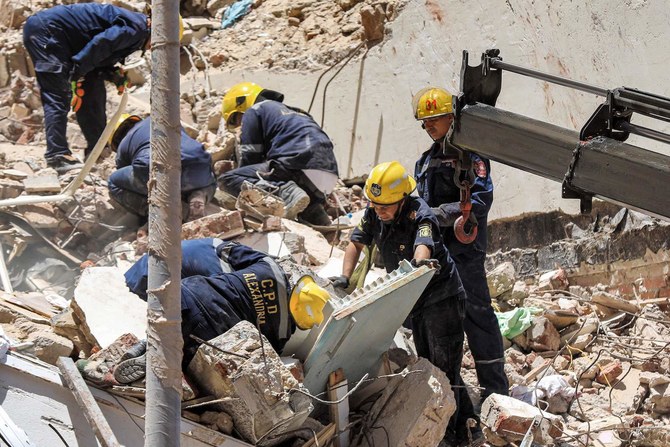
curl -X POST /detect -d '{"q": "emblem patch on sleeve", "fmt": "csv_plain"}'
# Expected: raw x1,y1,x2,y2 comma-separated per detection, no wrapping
474,159,488,178
418,223,432,238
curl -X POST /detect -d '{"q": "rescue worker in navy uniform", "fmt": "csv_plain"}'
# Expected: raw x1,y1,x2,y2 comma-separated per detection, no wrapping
218,82,339,226
412,87,509,405
125,238,233,301
22,3,151,173
117,239,331,378
329,161,481,446
107,115,216,221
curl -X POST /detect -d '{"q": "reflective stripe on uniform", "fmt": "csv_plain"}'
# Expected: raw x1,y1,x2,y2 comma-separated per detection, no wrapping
212,238,232,273
263,256,290,340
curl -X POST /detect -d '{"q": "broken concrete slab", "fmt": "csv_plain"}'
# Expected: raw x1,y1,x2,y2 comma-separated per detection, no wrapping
282,219,344,265
595,359,623,385
187,321,312,446
2,169,28,180
181,209,245,240
71,267,147,349
591,291,640,314
352,358,455,447
481,393,563,446
0,177,23,199
22,174,61,193
487,261,516,298
527,316,561,352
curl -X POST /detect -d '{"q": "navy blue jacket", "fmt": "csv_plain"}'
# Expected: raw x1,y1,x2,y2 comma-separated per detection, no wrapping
350,196,464,310
180,252,294,364
116,117,215,190
28,3,149,79
125,238,231,300
240,100,339,174
415,142,493,255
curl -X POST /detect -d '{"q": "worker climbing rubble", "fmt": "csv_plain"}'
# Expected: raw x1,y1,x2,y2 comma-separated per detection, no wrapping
107,115,216,222
329,161,482,446
115,238,332,380
22,3,154,173
413,87,509,405
218,81,339,226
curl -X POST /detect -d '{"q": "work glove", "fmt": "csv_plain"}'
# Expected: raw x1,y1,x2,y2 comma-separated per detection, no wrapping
329,275,350,289
411,258,441,273
71,80,84,112
107,68,130,95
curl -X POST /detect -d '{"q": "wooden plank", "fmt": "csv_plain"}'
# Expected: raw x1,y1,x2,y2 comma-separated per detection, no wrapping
57,357,121,447
328,369,350,447
303,423,337,447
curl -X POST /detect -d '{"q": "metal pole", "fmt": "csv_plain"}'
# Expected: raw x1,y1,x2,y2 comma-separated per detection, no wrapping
145,0,183,444
490,59,609,97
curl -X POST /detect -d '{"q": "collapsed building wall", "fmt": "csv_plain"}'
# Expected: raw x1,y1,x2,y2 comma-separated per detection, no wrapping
172,0,670,220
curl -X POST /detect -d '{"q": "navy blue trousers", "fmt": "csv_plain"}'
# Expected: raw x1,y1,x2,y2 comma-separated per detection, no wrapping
410,290,476,440
453,250,509,401
108,164,216,217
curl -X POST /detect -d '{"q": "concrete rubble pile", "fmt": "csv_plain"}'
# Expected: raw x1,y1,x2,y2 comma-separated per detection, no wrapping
0,1,669,446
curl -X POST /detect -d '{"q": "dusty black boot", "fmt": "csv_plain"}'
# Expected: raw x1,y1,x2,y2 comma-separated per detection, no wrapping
277,181,310,220
114,340,147,384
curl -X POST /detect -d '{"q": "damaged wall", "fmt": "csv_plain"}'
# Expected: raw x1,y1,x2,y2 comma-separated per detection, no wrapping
183,0,670,219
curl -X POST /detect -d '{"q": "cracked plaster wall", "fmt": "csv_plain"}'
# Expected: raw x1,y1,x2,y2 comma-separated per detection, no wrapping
190,0,670,220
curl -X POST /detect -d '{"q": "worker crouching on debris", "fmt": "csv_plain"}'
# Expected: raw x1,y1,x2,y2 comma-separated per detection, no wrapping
218,82,339,226
330,161,482,446
116,238,331,380
413,88,509,404
107,115,216,221
22,3,151,173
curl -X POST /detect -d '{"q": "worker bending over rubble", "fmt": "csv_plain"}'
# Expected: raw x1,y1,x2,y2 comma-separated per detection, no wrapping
218,82,339,226
107,115,216,222
23,3,151,173
413,88,509,404
117,238,331,379
330,161,482,446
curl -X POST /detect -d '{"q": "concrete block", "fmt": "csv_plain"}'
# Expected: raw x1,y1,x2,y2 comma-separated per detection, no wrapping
487,262,516,298
15,203,61,229
481,393,563,445
0,178,23,199
537,268,569,291
22,174,61,193
591,291,640,314
181,209,245,240
2,169,28,180
353,358,455,447
188,321,312,446
30,330,74,365
527,316,561,352
10,103,29,119
71,267,148,349
595,359,623,385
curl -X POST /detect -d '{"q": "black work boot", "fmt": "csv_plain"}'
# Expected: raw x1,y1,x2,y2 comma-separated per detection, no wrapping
114,340,147,384
276,181,310,220
46,154,83,174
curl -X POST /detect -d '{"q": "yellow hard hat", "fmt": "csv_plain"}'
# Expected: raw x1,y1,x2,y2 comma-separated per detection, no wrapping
109,114,141,151
289,275,331,330
221,82,264,128
364,161,417,205
179,14,184,42
412,87,453,120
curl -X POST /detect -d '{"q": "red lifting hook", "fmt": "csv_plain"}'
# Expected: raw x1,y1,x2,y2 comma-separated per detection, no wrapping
454,181,478,244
